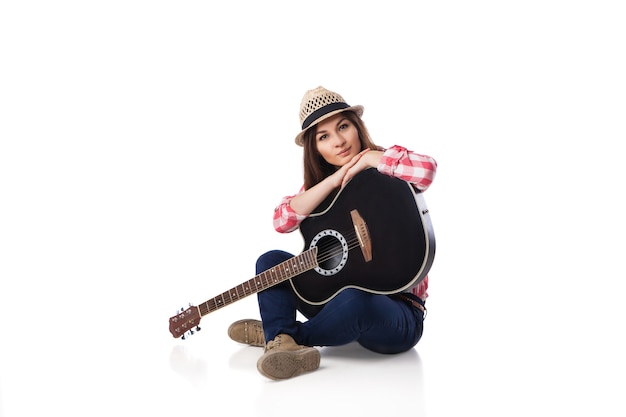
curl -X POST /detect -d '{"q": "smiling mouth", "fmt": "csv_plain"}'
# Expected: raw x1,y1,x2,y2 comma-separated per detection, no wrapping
337,147,351,156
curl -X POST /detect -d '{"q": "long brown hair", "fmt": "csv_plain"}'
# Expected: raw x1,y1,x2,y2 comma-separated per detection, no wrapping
302,110,378,190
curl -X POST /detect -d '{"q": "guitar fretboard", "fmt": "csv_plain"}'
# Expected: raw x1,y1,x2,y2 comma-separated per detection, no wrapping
197,247,319,316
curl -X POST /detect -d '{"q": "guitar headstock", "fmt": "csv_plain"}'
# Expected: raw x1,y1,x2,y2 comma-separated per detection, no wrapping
169,305,201,339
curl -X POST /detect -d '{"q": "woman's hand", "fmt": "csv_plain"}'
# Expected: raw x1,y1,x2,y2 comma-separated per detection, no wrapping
338,149,384,188
289,149,383,216
325,149,369,189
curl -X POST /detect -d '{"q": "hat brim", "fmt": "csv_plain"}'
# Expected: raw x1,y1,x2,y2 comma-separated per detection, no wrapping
294,105,364,146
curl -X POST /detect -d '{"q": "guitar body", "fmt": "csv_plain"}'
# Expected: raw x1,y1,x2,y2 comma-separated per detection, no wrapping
291,168,435,305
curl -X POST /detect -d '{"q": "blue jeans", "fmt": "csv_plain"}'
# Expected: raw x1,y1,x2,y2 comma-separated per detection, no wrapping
256,250,425,354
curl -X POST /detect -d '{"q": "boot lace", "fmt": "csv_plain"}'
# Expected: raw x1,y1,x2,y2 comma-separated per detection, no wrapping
244,321,264,345
265,335,283,350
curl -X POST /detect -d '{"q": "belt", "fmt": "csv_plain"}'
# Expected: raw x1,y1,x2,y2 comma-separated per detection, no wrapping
392,294,427,318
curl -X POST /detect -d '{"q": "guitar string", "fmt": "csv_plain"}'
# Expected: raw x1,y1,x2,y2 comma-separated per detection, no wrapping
312,233,352,258
313,231,364,266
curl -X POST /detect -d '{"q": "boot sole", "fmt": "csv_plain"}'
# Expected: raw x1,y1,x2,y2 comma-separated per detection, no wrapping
257,347,320,380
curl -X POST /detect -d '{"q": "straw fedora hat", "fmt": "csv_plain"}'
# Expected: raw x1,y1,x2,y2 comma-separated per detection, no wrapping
295,86,364,146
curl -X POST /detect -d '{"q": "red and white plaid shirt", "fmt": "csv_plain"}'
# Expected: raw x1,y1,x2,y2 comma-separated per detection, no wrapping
272,145,437,301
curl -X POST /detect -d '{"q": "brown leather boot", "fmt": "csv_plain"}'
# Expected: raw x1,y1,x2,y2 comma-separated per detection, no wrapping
256,334,320,380
227,319,265,347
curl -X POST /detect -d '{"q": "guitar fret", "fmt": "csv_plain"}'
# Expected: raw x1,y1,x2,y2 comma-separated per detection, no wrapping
269,267,278,286
242,281,252,296
258,270,267,290
297,254,304,270
272,266,280,283
291,257,299,275
308,249,316,269
223,290,233,305
206,296,218,312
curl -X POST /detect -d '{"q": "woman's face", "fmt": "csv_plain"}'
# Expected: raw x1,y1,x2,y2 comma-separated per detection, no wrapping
314,113,361,167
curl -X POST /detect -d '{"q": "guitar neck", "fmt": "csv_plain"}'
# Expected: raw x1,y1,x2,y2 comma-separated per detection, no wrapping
196,247,319,317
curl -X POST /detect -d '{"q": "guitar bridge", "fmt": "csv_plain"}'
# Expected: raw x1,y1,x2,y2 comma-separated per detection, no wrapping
350,209,372,262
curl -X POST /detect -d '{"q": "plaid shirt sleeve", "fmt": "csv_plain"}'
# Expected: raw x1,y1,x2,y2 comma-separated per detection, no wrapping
273,145,437,233
377,145,437,191
273,186,308,233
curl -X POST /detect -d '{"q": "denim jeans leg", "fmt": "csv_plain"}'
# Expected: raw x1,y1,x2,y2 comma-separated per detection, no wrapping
256,250,300,342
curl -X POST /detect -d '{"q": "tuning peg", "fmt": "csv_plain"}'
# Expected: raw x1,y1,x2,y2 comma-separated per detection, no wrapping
181,328,196,340
178,303,192,313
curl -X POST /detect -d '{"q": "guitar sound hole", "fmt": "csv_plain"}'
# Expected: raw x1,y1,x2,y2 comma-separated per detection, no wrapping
310,228,349,276
316,236,343,270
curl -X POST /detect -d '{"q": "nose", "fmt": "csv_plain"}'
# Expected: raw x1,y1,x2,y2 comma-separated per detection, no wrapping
332,133,346,146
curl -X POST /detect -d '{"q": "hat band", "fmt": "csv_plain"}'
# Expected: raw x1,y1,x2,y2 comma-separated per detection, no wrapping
301,102,350,130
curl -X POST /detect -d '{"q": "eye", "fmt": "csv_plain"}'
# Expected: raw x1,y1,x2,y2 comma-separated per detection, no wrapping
318,134,328,141
338,123,349,130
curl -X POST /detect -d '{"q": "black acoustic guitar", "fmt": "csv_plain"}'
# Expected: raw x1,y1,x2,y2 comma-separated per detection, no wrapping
169,168,435,339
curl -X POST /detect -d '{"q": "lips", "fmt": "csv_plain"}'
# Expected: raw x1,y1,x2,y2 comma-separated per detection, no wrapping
337,147,351,157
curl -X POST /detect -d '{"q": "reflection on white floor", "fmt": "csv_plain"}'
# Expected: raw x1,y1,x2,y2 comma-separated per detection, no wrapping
169,321,426,416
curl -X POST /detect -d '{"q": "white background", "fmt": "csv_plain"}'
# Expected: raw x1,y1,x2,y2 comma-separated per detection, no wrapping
1,1,625,416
